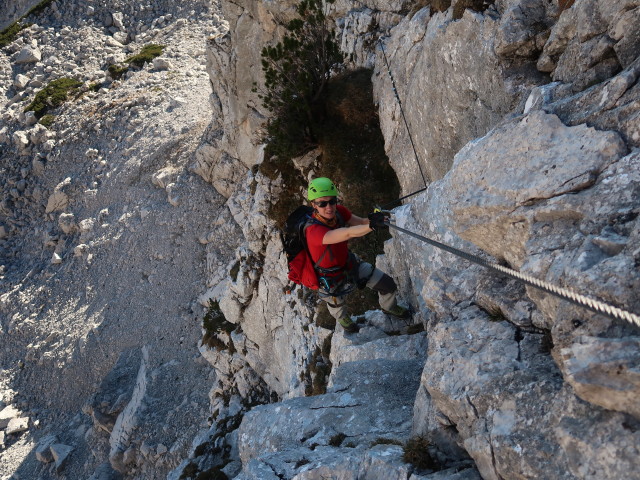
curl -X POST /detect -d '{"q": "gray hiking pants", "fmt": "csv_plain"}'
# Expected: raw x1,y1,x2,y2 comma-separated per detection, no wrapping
319,254,398,321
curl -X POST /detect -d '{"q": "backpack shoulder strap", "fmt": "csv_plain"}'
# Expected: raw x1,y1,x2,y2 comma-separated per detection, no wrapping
303,217,332,269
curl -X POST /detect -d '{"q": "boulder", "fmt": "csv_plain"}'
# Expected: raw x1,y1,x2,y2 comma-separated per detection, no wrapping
152,57,172,70
46,177,72,213
111,12,125,31
15,46,42,63
0,405,20,429
58,212,77,234
51,443,74,471
238,358,423,464
45,191,69,213
12,130,29,150
6,416,29,435
35,434,59,463
13,74,30,90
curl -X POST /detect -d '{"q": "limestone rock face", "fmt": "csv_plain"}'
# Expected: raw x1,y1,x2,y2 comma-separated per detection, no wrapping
0,0,40,31
538,0,640,89
373,7,545,193
1,0,639,479
205,1,275,171
445,111,627,267
237,358,424,477
384,108,640,479
168,0,640,477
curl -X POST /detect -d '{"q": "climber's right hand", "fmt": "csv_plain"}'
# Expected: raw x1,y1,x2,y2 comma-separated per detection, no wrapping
368,212,388,231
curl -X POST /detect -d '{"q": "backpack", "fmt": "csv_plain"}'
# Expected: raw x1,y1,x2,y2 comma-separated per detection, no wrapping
282,205,344,290
282,206,320,289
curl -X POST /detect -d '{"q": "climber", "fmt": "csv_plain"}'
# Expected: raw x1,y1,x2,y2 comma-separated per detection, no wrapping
305,177,410,333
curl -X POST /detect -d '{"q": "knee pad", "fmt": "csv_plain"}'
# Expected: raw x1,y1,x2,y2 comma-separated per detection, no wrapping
372,273,397,295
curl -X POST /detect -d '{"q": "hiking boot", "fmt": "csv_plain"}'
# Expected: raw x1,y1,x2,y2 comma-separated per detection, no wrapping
382,304,411,319
338,316,359,333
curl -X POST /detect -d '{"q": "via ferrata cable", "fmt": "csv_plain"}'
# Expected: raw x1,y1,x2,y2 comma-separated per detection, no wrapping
378,38,428,210
385,220,640,328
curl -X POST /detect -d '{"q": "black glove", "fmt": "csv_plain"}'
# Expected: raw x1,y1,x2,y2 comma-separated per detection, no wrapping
368,212,388,230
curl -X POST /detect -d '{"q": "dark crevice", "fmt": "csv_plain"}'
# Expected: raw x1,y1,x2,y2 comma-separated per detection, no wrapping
266,461,286,480
308,402,362,410
514,327,523,363
465,395,479,419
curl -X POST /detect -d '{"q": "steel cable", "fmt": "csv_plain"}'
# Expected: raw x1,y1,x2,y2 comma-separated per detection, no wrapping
375,33,639,327
378,38,429,210
388,222,640,328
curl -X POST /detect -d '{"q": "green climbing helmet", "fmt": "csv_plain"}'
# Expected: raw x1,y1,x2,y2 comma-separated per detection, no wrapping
307,177,338,201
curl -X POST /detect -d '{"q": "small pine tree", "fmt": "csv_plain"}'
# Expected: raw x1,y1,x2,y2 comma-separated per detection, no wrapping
255,0,344,159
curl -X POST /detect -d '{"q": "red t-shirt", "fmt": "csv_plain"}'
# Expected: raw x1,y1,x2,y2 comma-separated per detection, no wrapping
306,205,352,271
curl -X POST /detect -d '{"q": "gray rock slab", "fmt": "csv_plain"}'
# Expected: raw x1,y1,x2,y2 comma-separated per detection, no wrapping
86,348,141,433
6,416,29,435
89,461,123,480
15,46,42,63
51,443,74,471
0,405,20,429
357,444,412,480
240,446,363,480
411,465,483,479
559,335,640,419
238,358,423,465
329,329,427,378
35,434,58,463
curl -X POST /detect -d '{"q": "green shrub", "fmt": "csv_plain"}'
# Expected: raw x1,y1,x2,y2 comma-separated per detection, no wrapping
0,22,31,48
125,43,165,68
256,0,343,161
329,433,346,446
0,0,51,48
25,77,83,118
39,114,55,128
108,64,128,80
202,300,237,351
452,0,494,19
25,0,53,17
402,436,440,471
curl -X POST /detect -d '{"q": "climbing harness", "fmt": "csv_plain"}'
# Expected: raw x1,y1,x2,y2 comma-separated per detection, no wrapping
383,218,640,328
377,38,428,210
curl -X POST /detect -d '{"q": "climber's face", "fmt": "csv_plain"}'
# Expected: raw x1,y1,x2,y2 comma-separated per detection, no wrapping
313,196,337,218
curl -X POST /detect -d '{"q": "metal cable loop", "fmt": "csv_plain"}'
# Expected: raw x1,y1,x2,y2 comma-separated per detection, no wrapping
377,38,430,210
387,222,640,328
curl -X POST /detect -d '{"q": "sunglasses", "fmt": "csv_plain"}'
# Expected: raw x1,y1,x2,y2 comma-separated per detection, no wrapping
314,198,338,208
